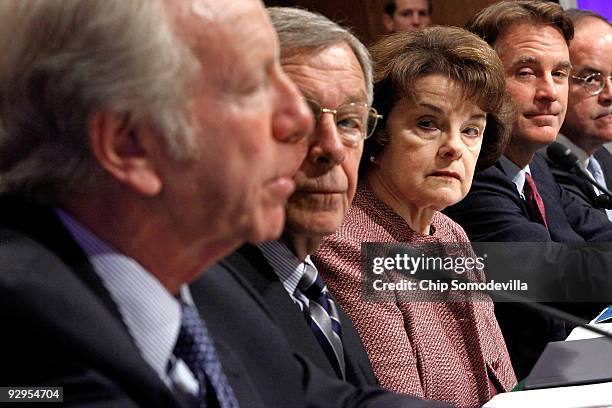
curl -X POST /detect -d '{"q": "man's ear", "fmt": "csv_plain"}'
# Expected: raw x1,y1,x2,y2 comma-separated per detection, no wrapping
88,111,163,197
382,14,395,33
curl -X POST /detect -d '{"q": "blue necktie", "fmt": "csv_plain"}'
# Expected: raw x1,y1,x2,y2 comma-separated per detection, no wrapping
587,157,612,222
295,261,346,379
173,303,239,408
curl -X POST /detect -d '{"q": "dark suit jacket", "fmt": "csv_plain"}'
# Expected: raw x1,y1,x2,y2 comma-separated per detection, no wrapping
445,153,612,243
444,153,612,379
194,244,377,387
0,195,447,408
190,249,449,408
547,147,612,212
0,196,188,408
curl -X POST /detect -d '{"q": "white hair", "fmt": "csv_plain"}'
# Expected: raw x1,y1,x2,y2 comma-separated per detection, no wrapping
0,0,200,204
268,7,373,105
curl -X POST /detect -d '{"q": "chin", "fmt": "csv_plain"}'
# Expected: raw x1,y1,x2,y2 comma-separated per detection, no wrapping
244,208,286,245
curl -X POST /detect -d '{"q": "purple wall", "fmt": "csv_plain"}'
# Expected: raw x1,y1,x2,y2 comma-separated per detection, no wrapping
576,0,612,20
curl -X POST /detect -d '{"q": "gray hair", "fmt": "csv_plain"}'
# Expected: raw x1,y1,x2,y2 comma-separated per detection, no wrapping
0,0,199,204
267,7,373,105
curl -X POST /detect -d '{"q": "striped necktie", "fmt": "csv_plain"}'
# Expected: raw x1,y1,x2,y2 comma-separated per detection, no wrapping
173,302,239,408
295,261,346,379
523,172,548,228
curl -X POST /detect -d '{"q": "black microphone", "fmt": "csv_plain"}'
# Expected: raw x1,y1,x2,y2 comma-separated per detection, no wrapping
547,142,612,209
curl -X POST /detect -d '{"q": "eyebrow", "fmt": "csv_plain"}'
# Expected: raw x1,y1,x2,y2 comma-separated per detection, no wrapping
300,92,368,105
513,55,537,65
418,102,487,120
575,66,609,75
557,61,573,71
511,55,572,71
418,102,444,113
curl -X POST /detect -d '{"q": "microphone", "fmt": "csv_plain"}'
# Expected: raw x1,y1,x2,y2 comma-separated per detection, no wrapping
547,142,612,209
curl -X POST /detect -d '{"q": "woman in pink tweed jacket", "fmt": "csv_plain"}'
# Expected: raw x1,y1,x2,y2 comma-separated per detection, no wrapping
312,27,517,407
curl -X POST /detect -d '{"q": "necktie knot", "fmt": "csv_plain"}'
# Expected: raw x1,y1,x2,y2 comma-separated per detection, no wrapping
298,261,328,301
523,172,548,228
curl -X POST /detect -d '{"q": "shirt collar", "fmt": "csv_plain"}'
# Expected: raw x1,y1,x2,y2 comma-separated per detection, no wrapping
258,240,307,297
500,155,531,196
56,209,185,385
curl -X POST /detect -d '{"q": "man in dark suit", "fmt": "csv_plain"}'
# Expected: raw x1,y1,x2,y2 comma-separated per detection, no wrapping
0,0,326,405
195,6,379,388
0,1,447,407
444,1,612,379
544,9,612,220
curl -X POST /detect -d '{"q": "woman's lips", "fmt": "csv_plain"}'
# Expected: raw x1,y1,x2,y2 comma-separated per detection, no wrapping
429,170,461,181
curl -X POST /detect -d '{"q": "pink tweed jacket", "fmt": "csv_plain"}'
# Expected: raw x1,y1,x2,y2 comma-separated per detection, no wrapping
312,183,516,408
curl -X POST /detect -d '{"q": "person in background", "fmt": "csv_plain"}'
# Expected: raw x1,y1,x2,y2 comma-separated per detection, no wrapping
445,0,612,379
313,26,516,407
545,9,612,220
383,0,432,33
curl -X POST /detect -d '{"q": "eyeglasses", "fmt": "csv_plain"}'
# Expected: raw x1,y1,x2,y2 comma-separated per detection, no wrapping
570,72,612,96
303,98,382,146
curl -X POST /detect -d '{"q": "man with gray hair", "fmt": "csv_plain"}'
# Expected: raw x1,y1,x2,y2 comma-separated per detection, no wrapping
196,5,379,386
0,0,313,406
0,0,449,407
546,9,612,219
192,6,449,408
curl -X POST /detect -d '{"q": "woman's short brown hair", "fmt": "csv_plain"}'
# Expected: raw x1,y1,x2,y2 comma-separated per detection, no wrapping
363,25,512,175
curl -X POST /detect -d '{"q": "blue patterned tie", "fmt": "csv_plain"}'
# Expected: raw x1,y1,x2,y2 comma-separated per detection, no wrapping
173,303,239,408
295,261,346,379
587,157,612,221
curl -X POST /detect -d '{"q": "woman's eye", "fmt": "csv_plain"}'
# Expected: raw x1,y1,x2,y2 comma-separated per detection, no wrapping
463,127,481,138
417,119,437,130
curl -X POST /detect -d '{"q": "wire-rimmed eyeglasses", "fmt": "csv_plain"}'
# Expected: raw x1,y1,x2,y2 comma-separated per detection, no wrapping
303,98,382,146
570,72,612,96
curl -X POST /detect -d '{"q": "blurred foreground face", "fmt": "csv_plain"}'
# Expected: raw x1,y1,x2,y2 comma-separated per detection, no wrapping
383,0,431,33
166,0,312,245
495,23,570,150
376,75,485,212
282,43,366,238
562,18,612,154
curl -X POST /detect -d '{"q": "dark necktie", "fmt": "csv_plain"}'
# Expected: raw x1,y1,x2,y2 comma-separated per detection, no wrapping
295,261,346,379
523,172,548,228
173,302,239,408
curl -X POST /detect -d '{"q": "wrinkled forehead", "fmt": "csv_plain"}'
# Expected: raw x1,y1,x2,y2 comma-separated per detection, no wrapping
165,0,272,48
494,23,569,66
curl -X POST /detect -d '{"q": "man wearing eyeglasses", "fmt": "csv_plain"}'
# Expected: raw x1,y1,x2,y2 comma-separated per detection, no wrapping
444,1,612,379
191,6,397,394
547,9,612,220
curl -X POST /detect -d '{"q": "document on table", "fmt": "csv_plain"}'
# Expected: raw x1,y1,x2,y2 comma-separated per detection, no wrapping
566,306,612,341
483,382,612,407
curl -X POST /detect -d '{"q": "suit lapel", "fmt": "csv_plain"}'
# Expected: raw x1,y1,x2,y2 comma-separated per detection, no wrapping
226,245,339,378
0,197,185,408
595,147,612,189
